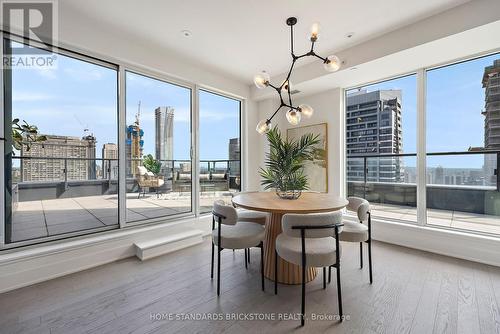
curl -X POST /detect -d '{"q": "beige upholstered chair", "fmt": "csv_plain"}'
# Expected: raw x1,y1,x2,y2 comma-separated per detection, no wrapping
136,166,165,198
231,192,268,225
229,192,269,265
275,211,344,326
338,196,373,284
211,200,265,296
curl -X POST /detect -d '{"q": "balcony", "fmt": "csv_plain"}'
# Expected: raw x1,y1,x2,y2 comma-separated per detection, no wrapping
347,151,500,235
8,157,240,243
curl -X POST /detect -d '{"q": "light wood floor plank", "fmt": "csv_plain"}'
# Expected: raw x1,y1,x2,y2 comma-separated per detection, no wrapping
0,239,499,334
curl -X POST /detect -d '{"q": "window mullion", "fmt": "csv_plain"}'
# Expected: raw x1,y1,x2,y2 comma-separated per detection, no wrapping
416,68,427,226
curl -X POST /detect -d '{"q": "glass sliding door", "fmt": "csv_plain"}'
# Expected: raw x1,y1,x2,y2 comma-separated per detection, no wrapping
426,53,500,235
346,74,418,223
3,38,119,244
124,71,192,222
199,90,241,214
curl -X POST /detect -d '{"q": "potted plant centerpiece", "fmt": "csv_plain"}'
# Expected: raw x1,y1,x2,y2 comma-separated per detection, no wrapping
260,127,319,199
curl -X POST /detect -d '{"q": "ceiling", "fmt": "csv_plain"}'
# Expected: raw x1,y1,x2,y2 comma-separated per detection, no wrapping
62,0,472,84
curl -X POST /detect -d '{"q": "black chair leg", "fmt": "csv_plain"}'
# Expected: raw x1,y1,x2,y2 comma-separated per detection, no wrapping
360,242,363,269
217,245,221,296
248,248,250,263
336,264,343,321
323,267,326,289
274,250,278,295
301,256,306,326
211,241,214,279
245,249,248,269
328,266,331,284
260,243,264,291
368,239,373,284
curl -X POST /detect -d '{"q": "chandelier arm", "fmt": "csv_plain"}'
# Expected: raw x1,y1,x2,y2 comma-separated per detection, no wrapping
290,24,295,57
268,82,280,91
268,104,284,122
310,41,315,53
312,53,327,62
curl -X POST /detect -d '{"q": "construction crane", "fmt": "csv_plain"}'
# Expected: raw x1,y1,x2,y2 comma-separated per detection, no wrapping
135,101,141,126
73,114,91,138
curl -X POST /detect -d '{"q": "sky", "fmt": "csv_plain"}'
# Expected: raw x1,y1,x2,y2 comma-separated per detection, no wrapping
347,52,500,169
11,43,240,163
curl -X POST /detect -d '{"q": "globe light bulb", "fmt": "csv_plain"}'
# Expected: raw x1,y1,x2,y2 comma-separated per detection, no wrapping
324,55,340,72
256,119,271,134
253,71,270,89
299,104,314,118
310,23,320,42
286,109,301,125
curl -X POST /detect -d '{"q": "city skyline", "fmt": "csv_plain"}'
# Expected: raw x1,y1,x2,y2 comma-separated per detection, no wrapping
9,41,497,169
10,48,240,164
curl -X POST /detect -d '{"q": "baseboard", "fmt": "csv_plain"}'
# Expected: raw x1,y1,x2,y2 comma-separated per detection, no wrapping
368,218,500,267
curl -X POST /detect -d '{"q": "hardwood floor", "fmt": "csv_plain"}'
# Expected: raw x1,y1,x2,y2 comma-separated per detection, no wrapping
1,239,499,334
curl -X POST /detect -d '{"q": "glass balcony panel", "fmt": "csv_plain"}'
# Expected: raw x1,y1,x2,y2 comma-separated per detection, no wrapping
426,153,500,235
347,156,418,223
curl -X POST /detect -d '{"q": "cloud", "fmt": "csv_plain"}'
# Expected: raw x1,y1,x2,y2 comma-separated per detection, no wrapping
63,68,103,81
34,67,57,80
12,92,54,102
200,109,239,122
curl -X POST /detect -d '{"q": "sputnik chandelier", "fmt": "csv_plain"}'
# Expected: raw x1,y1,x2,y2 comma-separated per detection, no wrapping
254,17,341,134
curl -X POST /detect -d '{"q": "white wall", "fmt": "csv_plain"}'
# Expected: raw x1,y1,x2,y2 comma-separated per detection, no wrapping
54,8,251,99
249,89,345,195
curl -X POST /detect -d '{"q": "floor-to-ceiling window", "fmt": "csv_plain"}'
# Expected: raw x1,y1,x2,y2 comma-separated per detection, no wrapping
426,53,500,235
3,38,119,244
124,71,192,222
345,53,500,236
198,90,241,214
1,34,245,248
346,74,418,224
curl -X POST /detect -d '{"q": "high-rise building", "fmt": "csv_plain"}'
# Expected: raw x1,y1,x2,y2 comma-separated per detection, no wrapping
346,89,403,182
21,134,96,182
102,143,118,179
228,138,240,188
482,59,500,186
126,124,144,178
155,107,174,173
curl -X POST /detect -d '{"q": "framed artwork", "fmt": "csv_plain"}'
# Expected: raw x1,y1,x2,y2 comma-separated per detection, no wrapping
287,123,328,193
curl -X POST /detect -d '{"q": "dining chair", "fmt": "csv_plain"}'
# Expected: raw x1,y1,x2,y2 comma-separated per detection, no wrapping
330,196,372,284
211,200,266,296
274,211,344,326
230,192,268,266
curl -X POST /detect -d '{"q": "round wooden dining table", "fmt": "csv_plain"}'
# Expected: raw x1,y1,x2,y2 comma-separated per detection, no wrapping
232,192,348,285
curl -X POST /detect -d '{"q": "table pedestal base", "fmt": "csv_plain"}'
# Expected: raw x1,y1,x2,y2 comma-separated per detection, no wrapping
263,212,317,284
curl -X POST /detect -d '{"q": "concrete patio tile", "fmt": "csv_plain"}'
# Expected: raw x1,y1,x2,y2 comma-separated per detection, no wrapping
97,215,119,226
452,211,500,225
46,219,105,235
427,216,452,227
10,226,48,242
427,208,453,219
451,220,500,234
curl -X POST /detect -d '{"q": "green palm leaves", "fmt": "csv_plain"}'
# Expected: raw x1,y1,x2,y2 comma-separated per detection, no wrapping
143,154,161,176
12,118,47,152
260,127,319,191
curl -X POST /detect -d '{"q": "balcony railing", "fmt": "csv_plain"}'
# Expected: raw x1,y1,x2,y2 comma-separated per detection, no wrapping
347,150,500,216
10,156,241,202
